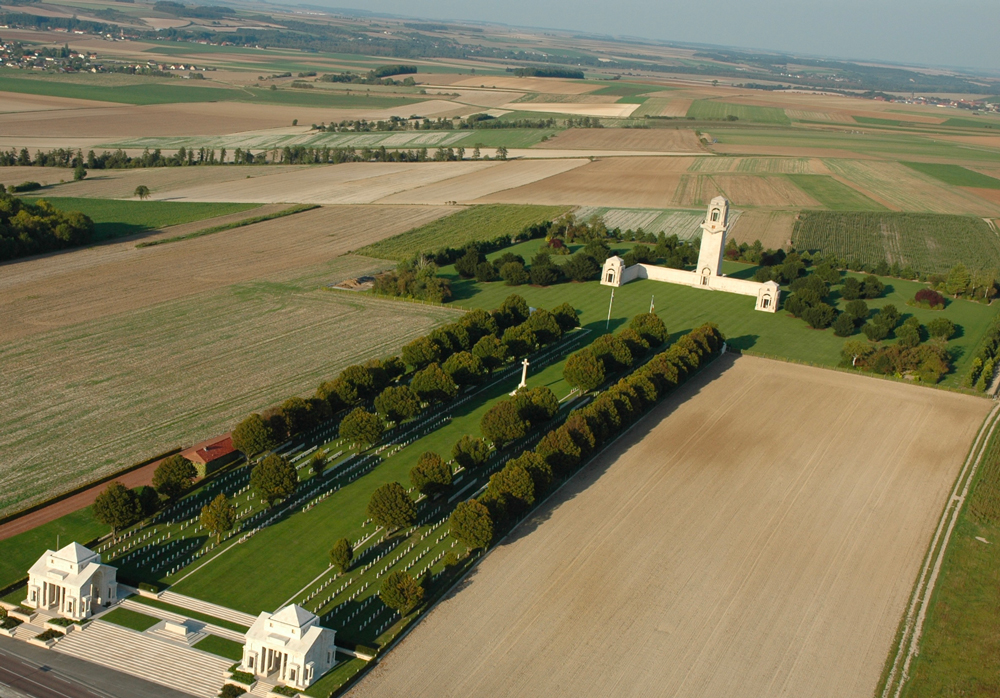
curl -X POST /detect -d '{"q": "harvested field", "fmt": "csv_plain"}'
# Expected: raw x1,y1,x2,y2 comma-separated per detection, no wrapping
673,174,725,207
734,157,828,174
711,174,820,207
443,76,598,94
375,159,588,204
498,102,640,118
574,207,706,239
0,204,453,342
475,157,689,208
0,266,462,515
631,97,692,117
533,128,704,152
786,109,855,123
825,160,1000,216
0,90,117,113
0,165,77,188
349,356,990,698
728,209,797,248
966,187,1000,206
153,161,498,204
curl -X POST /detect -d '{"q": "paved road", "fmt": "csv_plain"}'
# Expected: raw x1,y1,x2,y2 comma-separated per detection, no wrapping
0,637,190,698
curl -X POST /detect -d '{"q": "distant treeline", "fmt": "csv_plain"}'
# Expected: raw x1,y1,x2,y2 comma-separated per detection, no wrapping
511,67,584,79
318,64,417,86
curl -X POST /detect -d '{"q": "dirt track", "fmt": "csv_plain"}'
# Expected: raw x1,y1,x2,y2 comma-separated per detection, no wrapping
349,356,990,698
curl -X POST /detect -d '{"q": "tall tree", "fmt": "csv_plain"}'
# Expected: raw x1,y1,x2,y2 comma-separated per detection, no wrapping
366,482,416,532
379,570,424,615
472,335,507,374
93,482,143,535
200,494,236,543
134,185,150,200
452,435,490,469
410,363,457,403
480,399,528,447
231,413,277,457
409,452,452,495
449,500,493,550
250,454,298,507
152,455,197,499
564,348,605,391
374,385,421,424
339,408,384,449
329,537,353,574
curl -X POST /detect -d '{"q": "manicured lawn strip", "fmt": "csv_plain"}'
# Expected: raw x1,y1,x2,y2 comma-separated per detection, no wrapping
443,238,997,388
0,507,107,589
136,204,319,248
785,174,887,210
193,634,245,661
100,607,160,632
129,595,249,633
304,656,367,698
354,205,569,261
686,100,790,125
902,162,1000,189
897,423,1000,697
24,198,260,241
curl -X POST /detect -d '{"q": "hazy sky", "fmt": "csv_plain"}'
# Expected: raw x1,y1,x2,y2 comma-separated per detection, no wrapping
328,0,1000,73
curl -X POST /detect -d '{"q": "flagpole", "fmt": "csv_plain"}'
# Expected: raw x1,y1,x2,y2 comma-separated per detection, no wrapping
606,289,615,330
650,295,654,313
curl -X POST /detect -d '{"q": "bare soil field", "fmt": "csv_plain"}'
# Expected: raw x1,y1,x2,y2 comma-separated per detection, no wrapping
712,174,821,207
536,128,704,152
728,209,797,248
350,356,990,698
441,76,598,94
375,159,589,204
0,264,463,515
499,102,640,118
0,204,453,341
475,157,691,208
0,90,119,113
0,165,80,188
825,160,1000,215
965,187,1000,206
154,161,498,204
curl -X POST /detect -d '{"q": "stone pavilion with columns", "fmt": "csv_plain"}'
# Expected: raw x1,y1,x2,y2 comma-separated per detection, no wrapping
601,196,780,312
24,542,118,620
241,604,337,690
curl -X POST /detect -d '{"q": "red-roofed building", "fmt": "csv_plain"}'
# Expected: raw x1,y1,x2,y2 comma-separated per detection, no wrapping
180,434,240,478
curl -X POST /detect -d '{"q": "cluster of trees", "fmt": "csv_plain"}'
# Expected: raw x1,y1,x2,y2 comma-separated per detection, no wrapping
840,307,957,383
318,64,417,86
966,314,1000,391
92,481,160,535
725,238,789,267
511,67,584,79
568,313,669,387
479,386,560,447
928,263,999,303
913,288,946,310
0,187,94,261
449,322,725,548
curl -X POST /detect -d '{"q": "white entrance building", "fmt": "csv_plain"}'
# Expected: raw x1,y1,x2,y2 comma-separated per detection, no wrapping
601,196,780,312
241,605,336,690
25,542,118,620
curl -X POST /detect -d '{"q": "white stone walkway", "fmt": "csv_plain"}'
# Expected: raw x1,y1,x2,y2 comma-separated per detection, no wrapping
55,620,229,698
159,591,257,627
120,599,246,643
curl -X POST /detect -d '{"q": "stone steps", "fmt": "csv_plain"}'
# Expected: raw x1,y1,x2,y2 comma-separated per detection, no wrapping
10,622,45,641
55,620,229,698
158,591,257,627
121,599,246,643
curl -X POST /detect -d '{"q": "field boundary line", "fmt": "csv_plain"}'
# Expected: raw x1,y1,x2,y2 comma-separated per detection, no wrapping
880,403,1000,698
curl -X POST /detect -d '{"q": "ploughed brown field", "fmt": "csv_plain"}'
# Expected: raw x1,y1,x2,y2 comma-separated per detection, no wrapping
350,355,990,698
536,127,705,152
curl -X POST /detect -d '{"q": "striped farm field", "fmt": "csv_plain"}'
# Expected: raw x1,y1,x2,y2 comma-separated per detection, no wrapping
574,207,707,239
786,175,887,210
686,100,791,125
792,211,1000,274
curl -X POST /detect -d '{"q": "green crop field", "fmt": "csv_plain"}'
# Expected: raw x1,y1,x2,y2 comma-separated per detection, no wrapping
893,422,1000,697
26,198,260,241
0,507,107,589
902,162,1000,189
354,204,570,261
786,175,888,210
853,116,933,128
589,84,657,97
450,129,562,148
686,100,790,125
792,211,1000,275
942,117,1000,130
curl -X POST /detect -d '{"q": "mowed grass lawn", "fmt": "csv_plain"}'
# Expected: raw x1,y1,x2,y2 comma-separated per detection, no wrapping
0,507,107,589
899,422,1000,697
100,607,160,632
193,634,245,661
355,204,569,261
786,174,887,210
26,197,260,240
443,239,998,388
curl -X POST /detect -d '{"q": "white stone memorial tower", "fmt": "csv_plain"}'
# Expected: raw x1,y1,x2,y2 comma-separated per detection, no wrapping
696,196,729,285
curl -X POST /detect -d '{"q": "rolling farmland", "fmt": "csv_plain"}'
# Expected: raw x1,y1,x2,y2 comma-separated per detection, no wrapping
349,356,989,698
786,174,887,210
792,211,1000,274
574,207,710,239
686,99,791,124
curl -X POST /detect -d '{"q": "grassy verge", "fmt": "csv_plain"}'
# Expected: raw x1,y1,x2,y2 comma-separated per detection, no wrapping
193,634,245,661
354,205,569,261
136,204,319,248
896,420,1000,696
24,197,260,241
129,595,249,633
100,607,160,632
